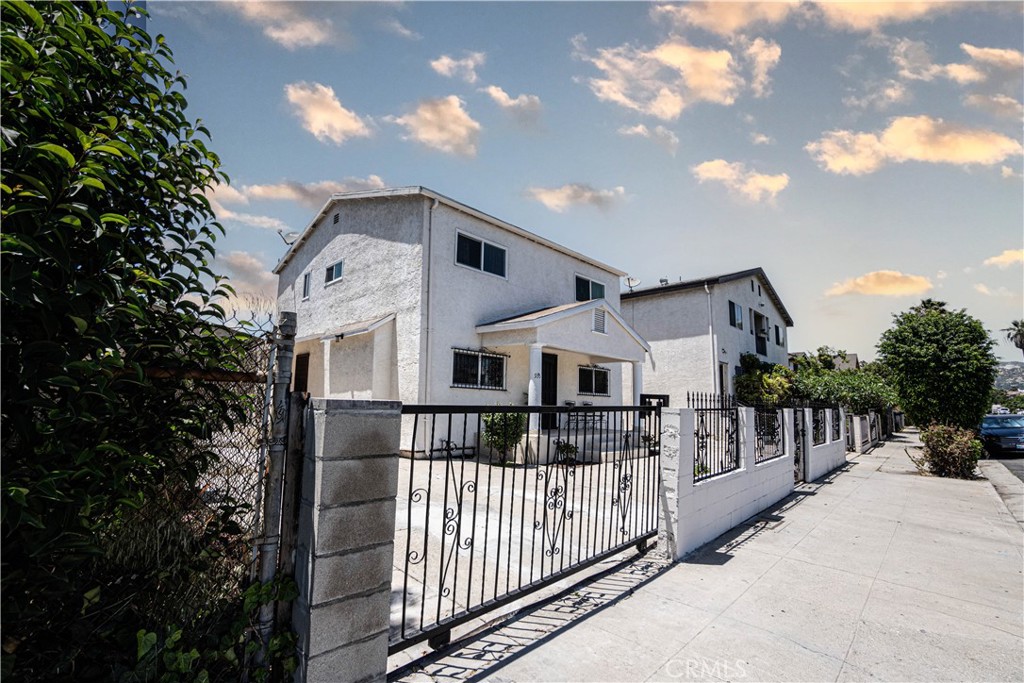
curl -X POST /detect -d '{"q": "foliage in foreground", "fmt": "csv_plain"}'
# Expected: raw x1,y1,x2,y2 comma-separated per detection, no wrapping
734,354,793,405
916,424,984,479
877,300,998,429
1,2,283,678
482,411,528,463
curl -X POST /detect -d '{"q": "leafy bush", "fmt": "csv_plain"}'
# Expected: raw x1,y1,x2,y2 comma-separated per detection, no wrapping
793,369,897,415
918,424,983,479
735,354,793,405
482,411,527,463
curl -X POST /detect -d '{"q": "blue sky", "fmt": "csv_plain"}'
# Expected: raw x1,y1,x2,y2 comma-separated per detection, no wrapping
151,1,1024,361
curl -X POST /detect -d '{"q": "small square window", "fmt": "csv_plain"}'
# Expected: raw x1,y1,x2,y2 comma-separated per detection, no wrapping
302,273,311,299
325,260,344,284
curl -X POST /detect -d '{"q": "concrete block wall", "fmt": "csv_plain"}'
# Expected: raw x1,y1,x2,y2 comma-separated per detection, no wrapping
804,407,848,482
662,408,795,559
851,412,883,453
293,399,402,683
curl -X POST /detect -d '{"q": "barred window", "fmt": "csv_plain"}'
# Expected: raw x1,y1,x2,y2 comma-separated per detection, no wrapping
452,350,506,390
579,366,610,396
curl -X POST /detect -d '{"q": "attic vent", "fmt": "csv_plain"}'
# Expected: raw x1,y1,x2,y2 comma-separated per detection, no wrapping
332,213,339,225
593,309,606,334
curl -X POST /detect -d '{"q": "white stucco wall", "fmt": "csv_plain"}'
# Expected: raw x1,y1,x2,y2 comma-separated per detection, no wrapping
661,408,796,559
804,407,849,482
622,273,791,402
276,196,425,404
422,202,628,407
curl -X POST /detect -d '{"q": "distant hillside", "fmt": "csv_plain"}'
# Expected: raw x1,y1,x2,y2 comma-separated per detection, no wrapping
996,361,1024,391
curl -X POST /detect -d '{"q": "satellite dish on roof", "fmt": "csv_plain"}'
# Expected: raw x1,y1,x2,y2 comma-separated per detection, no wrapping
624,276,641,292
277,229,301,245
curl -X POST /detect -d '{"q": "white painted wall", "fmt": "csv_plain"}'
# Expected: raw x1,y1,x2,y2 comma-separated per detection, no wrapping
621,274,791,403
660,408,796,559
422,202,627,407
276,195,425,405
804,407,849,482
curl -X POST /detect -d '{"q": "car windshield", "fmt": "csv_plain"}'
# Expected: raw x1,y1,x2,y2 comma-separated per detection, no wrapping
982,416,1024,428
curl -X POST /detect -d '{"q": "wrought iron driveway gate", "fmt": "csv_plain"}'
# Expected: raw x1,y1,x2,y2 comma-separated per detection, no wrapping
390,404,660,654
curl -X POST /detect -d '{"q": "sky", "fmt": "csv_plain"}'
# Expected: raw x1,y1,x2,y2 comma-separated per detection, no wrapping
149,1,1024,361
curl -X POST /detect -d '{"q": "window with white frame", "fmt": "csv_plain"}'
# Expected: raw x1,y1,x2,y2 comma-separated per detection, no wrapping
578,365,610,396
301,272,311,299
728,300,743,329
324,260,344,284
451,349,506,390
456,232,506,277
575,275,606,302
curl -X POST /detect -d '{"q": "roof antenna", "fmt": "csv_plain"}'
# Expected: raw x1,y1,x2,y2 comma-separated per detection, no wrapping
624,276,641,292
277,229,300,245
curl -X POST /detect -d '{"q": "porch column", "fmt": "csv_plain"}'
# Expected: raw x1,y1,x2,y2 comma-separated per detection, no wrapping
527,343,544,431
632,361,643,406
321,338,331,397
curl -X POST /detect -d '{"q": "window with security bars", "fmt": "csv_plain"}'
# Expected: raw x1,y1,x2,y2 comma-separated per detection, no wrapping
578,366,610,396
451,350,506,390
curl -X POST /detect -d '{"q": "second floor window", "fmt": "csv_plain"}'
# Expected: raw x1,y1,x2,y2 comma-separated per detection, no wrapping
325,260,344,284
728,300,743,329
302,273,311,299
456,233,506,277
575,276,606,302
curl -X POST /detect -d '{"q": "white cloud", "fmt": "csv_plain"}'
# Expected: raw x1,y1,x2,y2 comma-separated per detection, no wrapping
651,2,798,38
244,176,386,208
936,270,948,280
389,96,481,157
618,124,680,155
573,35,751,120
813,2,959,33
525,184,626,213
481,85,542,126
430,52,486,84
983,249,1024,268
960,43,1024,72
227,1,331,50
843,79,909,111
380,17,421,40
1001,165,1022,179
217,251,278,301
964,93,1024,119
284,82,372,145
743,37,782,98
888,38,984,84
826,270,933,297
806,115,1023,175
751,132,774,145
974,283,1014,297
205,183,287,231
691,159,789,202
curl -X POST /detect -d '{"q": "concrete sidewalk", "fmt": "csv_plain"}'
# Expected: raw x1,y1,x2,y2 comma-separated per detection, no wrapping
398,429,1024,682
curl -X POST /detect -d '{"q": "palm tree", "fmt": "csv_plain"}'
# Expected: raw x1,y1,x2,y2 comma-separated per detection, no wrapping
1004,320,1024,358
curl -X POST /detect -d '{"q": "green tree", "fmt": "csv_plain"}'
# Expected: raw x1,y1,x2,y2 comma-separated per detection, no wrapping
2,1,250,676
793,369,897,414
877,299,998,428
1003,320,1024,358
734,354,794,404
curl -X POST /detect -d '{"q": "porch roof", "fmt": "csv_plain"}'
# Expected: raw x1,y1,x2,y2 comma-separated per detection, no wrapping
295,312,396,344
475,299,652,364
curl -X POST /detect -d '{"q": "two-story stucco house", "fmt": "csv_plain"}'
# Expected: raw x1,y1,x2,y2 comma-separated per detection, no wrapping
273,187,651,428
620,268,793,400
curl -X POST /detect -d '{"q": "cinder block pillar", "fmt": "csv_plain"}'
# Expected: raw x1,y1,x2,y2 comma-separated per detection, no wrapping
293,399,402,683
738,407,754,471
658,408,696,561
782,408,795,458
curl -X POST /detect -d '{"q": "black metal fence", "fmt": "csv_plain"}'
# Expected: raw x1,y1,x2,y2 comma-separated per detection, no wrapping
754,406,785,463
831,407,842,442
391,404,661,654
687,392,739,482
812,407,827,445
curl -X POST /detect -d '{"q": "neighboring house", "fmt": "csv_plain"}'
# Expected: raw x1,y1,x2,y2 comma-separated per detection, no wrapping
273,187,651,425
620,268,793,400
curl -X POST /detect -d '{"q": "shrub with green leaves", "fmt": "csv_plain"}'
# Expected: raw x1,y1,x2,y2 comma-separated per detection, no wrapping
482,411,527,464
1,1,262,678
918,424,983,479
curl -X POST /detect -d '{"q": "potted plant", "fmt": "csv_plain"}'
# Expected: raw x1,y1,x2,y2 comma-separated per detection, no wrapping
553,438,579,465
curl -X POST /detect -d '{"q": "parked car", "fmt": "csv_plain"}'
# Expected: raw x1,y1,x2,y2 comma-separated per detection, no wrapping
979,414,1024,455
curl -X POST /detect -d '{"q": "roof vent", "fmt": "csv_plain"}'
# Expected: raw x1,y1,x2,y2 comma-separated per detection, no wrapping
659,277,669,286
593,309,606,334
